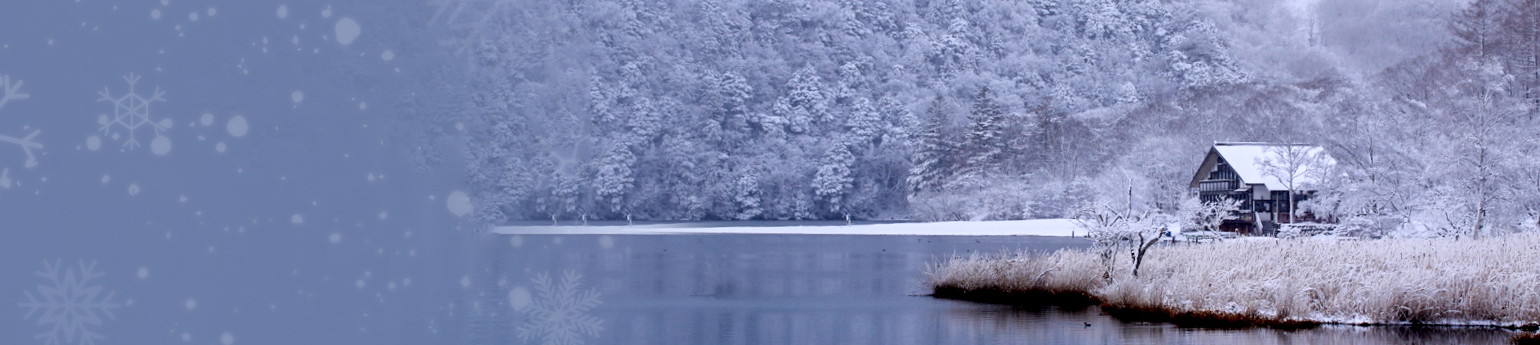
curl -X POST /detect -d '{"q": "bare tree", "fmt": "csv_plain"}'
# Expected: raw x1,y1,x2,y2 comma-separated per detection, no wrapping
1260,145,1328,223
1073,202,1165,279
1443,57,1524,239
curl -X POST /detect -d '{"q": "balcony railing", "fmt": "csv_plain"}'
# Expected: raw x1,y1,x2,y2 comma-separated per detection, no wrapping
1198,179,1237,192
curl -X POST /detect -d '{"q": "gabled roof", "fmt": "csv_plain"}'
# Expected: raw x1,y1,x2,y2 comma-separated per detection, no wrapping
1193,143,1335,191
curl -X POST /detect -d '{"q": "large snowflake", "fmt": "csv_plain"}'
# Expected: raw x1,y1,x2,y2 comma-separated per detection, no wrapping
0,75,42,189
515,271,603,345
96,73,171,152
18,260,121,345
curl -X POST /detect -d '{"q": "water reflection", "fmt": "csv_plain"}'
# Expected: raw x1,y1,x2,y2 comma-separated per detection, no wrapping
952,304,1516,344
457,233,1515,345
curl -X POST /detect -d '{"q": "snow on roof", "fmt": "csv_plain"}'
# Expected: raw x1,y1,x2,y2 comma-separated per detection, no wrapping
1212,143,1334,191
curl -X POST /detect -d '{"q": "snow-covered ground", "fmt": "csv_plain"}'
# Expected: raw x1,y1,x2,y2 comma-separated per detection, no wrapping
493,219,1083,236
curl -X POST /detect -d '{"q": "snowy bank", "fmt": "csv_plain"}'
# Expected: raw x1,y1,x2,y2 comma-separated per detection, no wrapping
927,234,1540,329
493,219,1081,236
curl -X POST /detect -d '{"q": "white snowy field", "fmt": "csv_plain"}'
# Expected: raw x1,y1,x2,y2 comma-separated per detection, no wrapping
492,219,1083,236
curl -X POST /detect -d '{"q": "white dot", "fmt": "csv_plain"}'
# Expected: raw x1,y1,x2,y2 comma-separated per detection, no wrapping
151,9,161,19
599,236,614,249
335,18,361,45
378,212,388,220
446,191,472,217
179,196,187,202
160,0,168,5
215,142,226,152
291,91,304,103
200,114,214,126
358,102,367,110
388,282,396,290
181,333,191,342
381,50,394,61
460,276,470,288
208,8,216,16
128,183,140,196
455,123,465,131
509,235,523,247
221,332,233,345
329,233,341,244
403,278,412,286
277,5,288,18
291,214,303,224
227,116,248,137
553,237,563,244
189,12,199,21
185,299,197,310
355,279,365,288
150,136,172,155
321,7,332,18
101,174,110,184
137,267,149,279
367,173,375,181
86,136,101,151
509,287,531,310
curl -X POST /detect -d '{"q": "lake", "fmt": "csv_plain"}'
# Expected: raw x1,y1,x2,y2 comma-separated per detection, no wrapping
447,233,1519,344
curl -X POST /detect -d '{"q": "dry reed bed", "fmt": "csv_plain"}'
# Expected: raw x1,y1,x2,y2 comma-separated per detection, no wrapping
927,234,1540,328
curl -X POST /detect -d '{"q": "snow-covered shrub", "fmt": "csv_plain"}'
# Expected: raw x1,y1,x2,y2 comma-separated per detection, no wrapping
1177,196,1241,233
1277,223,1334,239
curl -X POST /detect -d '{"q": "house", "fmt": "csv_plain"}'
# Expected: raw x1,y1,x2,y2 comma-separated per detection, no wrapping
1188,143,1335,234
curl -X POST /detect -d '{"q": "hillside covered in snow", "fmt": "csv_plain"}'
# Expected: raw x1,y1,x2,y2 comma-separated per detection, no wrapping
457,0,1540,240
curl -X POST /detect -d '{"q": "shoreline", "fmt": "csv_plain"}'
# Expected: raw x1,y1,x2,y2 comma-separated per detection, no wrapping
493,219,1084,236
925,234,1540,332
933,283,1540,332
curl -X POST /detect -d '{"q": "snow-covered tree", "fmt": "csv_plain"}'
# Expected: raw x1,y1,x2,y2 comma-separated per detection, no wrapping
907,96,957,198
777,66,829,134
962,87,1006,175
1073,201,1167,279
1178,196,1242,233
846,97,883,149
813,143,856,216
1258,145,1329,223
592,142,636,215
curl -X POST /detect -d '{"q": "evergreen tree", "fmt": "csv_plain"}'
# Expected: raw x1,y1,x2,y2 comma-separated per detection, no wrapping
907,96,957,198
963,87,1006,174
814,143,856,216
593,142,637,215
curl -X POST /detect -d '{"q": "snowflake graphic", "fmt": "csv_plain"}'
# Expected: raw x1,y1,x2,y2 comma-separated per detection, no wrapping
0,74,42,173
515,271,603,345
96,73,171,152
18,260,122,345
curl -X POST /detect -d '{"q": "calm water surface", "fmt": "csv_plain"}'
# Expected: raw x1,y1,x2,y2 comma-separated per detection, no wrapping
449,233,1517,344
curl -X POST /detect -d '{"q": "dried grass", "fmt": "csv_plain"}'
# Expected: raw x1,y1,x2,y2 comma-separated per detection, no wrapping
926,234,1540,328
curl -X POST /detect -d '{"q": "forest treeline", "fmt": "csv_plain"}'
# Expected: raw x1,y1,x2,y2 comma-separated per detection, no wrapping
457,0,1540,237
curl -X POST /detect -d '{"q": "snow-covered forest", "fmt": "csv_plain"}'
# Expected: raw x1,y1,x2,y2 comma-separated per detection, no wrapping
461,0,1537,236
